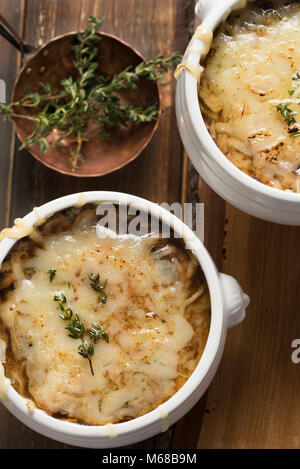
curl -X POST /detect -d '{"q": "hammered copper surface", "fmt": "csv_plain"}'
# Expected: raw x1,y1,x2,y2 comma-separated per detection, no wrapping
12,32,161,177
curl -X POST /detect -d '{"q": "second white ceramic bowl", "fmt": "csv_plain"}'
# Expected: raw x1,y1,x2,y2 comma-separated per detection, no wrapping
176,0,300,225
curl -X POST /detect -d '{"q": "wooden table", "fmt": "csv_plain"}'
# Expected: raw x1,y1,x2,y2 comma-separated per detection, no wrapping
0,0,300,450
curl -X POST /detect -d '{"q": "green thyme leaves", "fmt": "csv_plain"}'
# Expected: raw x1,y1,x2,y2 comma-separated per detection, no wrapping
89,273,108,305
53,292,67,303
65,314,86,339
53,274,109,376
292,72,300,81
276,101,300,136
47,269,56,282
59,307,73,321
62,313,109,376
78,342,94,360
53,293,73,319
276,102,297,127
276,72,300,137
59,309,95,375
88,324,109,343
0,16,181,170
78,341,95,375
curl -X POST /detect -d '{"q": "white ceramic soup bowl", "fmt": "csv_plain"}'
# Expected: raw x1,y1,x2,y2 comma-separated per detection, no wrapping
0,191,249,448
176,0,300,225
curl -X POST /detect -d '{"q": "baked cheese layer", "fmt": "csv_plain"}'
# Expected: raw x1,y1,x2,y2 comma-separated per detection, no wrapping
199,1,300,192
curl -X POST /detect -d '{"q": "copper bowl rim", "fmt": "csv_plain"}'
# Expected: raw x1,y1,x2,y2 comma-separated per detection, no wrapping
11,30,162,178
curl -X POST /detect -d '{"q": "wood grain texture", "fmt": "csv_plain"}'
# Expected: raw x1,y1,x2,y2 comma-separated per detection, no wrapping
0,0,25,229
0,0,195,449
196,207,300,449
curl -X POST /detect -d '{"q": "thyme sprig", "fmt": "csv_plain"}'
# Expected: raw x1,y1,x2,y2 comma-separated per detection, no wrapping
78,342,95,371
292,72,300,81
59,306,73,321
89,272,108,305
88,323,109,343
276,71,300,136
66,314,86,339
0,17,181,170
66,314,94,375
276,102,297,127
53,292,73,319
54,291,109,375
47,269,56,282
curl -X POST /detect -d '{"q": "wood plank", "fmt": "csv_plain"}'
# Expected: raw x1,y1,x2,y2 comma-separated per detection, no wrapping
198,205,300,448
1,0,194,449
197,207,300,449
0,0,25,229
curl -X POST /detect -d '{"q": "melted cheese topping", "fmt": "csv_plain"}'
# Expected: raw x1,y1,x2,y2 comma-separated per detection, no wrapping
106,423,117,439
174,24,213,82
0,218,33,242
0,207,210,424
199,1,300,192
75,193,89,207
0,363,10,400
158,405,169,432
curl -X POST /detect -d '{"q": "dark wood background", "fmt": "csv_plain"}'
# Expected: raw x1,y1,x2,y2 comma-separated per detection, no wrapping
0,0,300,449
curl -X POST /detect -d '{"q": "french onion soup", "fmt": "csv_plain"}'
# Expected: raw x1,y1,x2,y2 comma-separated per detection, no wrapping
199,1,300,192
0,204,210,425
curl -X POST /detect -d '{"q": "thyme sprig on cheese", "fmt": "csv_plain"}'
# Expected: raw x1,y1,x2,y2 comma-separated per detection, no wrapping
65,314,95,375
276,72,300,136
53,293,73,319
65,314,86,339
78,342,94,371
54,290,109,375
276,102,297,127
59,307,73,321
47,269,56,282
89,272,108,305
89,323,109,343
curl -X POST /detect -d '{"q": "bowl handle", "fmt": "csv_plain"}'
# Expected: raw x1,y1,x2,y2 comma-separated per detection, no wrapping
195,0,221,23
219,273,249,328
195,0,241,23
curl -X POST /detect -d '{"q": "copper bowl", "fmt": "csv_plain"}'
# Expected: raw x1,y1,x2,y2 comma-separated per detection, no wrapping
12,32,161,177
